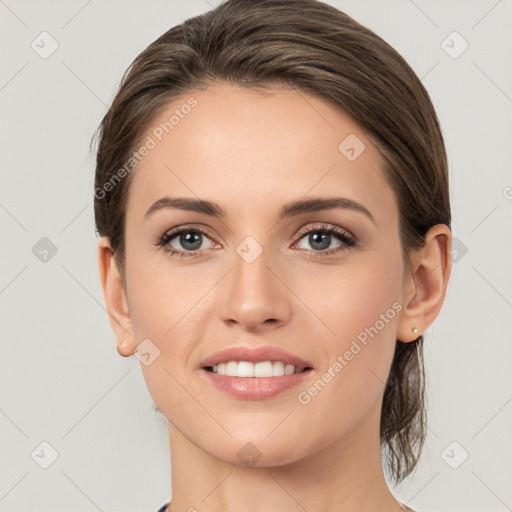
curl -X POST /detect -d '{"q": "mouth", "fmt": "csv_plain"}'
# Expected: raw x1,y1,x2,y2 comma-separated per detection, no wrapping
199,346,314,400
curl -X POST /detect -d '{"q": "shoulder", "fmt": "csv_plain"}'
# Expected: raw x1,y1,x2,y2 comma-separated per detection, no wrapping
155,503,169,512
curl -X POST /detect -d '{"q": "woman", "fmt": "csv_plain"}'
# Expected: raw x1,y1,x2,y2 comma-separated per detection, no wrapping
92,0,452,510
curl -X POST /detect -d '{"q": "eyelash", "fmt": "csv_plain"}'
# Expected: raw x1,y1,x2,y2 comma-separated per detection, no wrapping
155,223,357,259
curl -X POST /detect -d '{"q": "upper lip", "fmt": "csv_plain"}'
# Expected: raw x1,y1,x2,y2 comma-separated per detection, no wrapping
200,346,313,369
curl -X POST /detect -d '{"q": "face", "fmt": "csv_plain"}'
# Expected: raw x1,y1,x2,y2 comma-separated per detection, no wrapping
121,82,407,466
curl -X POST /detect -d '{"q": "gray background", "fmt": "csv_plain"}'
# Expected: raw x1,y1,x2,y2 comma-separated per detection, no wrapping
1,1,511,511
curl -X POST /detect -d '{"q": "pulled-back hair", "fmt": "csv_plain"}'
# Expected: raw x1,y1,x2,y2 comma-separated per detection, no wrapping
92,0,450,483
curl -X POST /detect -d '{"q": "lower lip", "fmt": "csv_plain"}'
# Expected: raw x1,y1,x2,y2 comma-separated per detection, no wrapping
201,368,313,400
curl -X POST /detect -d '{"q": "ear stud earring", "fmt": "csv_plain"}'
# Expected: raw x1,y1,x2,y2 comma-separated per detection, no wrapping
412,327,419,335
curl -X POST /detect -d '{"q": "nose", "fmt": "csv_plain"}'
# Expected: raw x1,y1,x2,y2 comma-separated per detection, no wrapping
219,243,292,333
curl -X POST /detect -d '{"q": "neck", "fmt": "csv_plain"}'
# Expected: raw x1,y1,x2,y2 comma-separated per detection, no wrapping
166,406,405,512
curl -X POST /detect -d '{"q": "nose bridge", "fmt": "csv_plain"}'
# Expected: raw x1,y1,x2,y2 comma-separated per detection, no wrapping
219,235,291,330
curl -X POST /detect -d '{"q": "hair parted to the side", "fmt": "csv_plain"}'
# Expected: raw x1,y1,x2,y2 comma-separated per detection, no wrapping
92,0,450,483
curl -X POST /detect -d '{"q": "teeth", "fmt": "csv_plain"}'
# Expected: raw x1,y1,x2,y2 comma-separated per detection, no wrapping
226,361,238,377
238,361,255,377
284,364,295,375
211,361,306,377
255,361,272,377
272,361,284,377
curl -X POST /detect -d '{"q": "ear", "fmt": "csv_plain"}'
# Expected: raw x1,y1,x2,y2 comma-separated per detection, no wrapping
97,236,137,357
397,224,452,343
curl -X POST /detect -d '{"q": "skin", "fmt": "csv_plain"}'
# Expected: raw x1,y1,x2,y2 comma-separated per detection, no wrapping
98,83,452,512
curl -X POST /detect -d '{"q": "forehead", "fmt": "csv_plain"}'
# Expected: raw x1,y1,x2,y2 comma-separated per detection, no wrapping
125,83,398,226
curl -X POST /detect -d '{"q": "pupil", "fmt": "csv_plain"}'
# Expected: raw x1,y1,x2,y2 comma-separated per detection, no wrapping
310,232,330,250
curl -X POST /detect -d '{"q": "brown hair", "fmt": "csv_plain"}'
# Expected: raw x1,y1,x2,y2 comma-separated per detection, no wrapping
92,0,450,483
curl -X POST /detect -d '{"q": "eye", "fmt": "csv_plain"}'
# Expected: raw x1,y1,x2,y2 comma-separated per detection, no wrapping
294,223,356,256
155,223,356,259
156,225,217,258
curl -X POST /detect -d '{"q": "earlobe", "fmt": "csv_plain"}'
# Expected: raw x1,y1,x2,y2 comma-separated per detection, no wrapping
97,237,137,357
117,338,135,357
397,224,452,343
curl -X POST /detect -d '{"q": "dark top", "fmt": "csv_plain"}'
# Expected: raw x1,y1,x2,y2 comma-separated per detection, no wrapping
156,502,417,511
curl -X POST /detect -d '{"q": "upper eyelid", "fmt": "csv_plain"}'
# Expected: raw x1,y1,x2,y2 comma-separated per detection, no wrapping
161,224,216,241
295,223,354,239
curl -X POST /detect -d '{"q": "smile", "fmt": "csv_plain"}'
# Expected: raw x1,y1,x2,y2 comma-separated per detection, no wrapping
206,360,309,377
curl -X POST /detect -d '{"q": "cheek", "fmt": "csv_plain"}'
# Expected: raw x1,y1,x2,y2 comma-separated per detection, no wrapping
124,251,219,410
126,250,207,339
288,251,403,424
292,246,403,348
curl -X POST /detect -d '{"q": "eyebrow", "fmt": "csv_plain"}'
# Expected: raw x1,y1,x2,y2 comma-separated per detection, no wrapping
144,196,375,224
